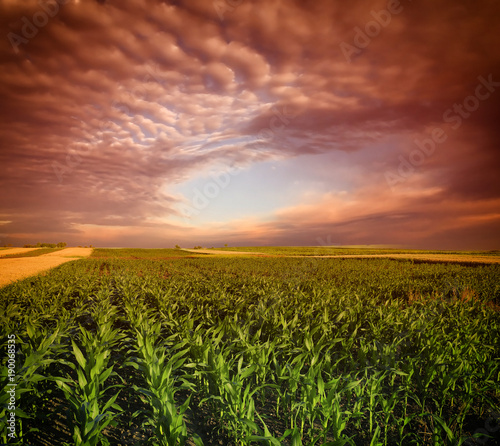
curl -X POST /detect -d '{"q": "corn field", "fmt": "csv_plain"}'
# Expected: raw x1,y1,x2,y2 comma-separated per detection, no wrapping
1,249,499,445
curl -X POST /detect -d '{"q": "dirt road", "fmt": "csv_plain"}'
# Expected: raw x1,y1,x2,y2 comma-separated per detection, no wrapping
0,248,93,288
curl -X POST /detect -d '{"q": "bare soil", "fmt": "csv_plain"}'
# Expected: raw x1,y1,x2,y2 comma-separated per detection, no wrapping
0,248,93,288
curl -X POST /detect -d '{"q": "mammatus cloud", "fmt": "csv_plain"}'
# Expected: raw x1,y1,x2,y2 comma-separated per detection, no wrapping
0,0,499,248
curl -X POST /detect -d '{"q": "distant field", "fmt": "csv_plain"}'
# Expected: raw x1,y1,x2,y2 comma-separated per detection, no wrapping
90,248,208,259
0,248,93,288
0,248,63,258
207,245,500,257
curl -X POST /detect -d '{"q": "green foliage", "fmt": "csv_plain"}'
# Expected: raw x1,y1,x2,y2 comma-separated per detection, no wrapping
0,255,499,445
53,303,124,446
22,242,67,248
90,248,199,259
2,248,64,258
212,245,500,257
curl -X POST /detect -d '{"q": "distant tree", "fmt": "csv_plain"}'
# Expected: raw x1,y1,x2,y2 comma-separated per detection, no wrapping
175,244,181,249
56,242,67,248
224,244,228,247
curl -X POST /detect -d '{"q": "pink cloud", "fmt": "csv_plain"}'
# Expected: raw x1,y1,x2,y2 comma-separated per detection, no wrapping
0,0,499,248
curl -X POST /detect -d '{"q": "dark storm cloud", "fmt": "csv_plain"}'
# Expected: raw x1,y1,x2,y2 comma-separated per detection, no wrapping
0,0,499,247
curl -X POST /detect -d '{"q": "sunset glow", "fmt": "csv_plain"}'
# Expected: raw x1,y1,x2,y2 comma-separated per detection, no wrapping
1,0,499,249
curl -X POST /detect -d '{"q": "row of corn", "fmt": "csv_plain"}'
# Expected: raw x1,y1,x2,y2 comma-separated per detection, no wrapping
1,255,499,445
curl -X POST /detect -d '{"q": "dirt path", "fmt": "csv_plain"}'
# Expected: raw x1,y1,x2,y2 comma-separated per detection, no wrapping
0,248,93,288
0,247,40,257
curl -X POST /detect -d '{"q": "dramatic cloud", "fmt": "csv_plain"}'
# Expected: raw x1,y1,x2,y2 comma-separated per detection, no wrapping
0,0,499,248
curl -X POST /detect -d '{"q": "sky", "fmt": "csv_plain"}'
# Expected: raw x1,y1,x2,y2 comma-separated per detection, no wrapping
1,0,499,249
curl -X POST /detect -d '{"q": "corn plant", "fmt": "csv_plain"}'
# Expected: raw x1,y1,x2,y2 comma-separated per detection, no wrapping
199,347,270,444
54,302,124,446
274,355,306,428
55,338,123,445
2,250,499,445
127,343,198,446
1,314,71,443
124,299,202,446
